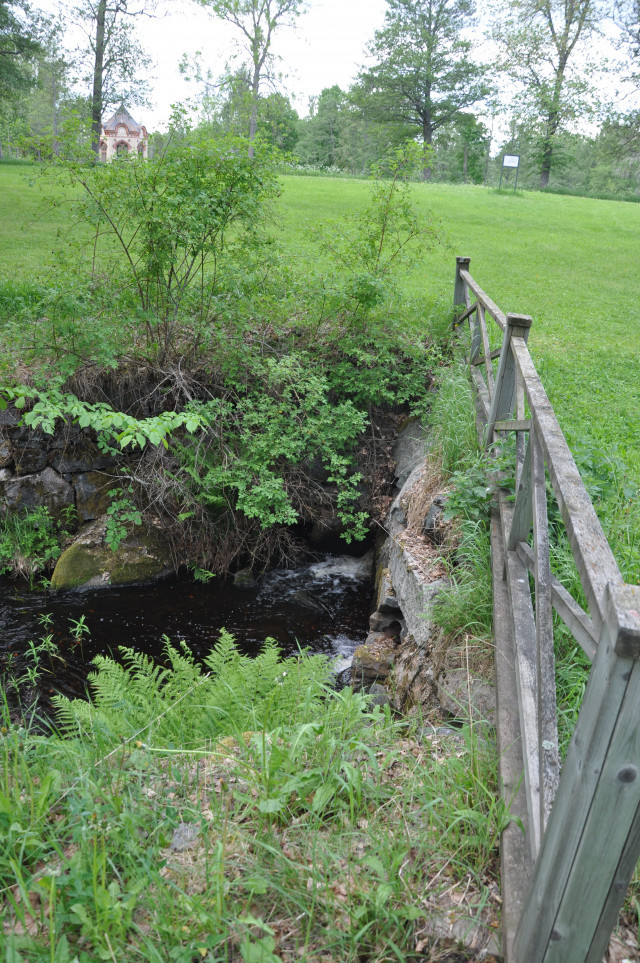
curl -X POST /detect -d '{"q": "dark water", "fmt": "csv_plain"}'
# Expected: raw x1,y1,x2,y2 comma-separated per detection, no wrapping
0,553,373,712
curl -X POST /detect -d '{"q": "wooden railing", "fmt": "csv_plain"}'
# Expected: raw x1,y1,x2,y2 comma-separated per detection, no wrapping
453,257,640,962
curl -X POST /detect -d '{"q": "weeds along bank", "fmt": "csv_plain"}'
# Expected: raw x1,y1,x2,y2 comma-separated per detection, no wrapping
0,139,451,585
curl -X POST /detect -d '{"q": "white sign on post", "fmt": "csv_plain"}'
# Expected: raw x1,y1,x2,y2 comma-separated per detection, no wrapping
500,153,521,189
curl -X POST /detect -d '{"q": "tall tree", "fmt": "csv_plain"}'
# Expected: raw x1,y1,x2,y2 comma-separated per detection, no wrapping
195,0,307,156
353,0,490,178
73,0,153,156
296,85,346,167
0,0,39,106
0,0,41,158
493,0,603,188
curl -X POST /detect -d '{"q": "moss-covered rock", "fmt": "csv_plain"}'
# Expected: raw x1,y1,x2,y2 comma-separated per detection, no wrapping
50,516,173,591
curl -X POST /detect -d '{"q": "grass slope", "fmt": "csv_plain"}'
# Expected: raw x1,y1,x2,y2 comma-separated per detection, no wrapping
0,164,637,525
277,178,640,482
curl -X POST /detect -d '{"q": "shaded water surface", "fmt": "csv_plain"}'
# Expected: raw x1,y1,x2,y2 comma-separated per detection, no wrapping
0,553,373,710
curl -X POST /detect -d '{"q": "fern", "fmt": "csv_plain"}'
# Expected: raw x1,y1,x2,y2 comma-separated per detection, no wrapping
53,631,334,749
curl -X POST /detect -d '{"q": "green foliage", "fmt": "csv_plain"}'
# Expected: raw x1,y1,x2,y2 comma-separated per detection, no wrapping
0,505,66,584
0,631,505,960
52,631,333,748
316,141,441,328
353,0,490,172
427,357,480,474
104,489,142,552
77,135,277,340
0,384,210,451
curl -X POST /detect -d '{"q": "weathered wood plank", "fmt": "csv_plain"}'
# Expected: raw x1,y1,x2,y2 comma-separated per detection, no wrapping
453,300,477,328
510,337,622,635
470,365,490,424
515,542,597,662
454,257,471,311
486,315,532,447
507,438,533,551
588,783,640,961
494,419,531,432
514,584,639,962
531,429,559,829
459,269,507,331
515,369,527,492
490,506,533,963
471,347,502,367
477,303,495,396
544,587,640,962
499,492,542,859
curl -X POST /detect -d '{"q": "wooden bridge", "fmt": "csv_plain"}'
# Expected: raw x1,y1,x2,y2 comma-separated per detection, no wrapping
454,257,640,962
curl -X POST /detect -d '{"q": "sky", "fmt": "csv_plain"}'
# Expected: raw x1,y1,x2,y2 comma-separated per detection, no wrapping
110,0,389,130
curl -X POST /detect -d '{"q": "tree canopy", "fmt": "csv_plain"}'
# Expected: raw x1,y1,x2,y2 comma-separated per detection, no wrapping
196,0,307,154
492,0,603,188
0,0,40,104
353,0,490,177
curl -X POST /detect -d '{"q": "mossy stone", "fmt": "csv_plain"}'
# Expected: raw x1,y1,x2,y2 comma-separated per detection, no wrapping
50,516,173,591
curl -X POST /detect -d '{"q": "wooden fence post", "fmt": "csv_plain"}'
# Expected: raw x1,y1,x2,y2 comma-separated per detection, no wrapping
485,313,532,446
514,583,640,962
453,256,470,311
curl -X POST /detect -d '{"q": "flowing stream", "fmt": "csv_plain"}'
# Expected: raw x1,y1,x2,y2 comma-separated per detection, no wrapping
0,552,373,716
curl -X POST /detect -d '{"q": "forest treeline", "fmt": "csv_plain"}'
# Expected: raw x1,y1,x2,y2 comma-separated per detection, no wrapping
1,0,640,196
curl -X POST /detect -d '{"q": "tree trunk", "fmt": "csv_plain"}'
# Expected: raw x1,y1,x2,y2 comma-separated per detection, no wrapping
463,144,468,182
422,119,433,181
91,0,108,158
540,68,565,189
248,64,260,159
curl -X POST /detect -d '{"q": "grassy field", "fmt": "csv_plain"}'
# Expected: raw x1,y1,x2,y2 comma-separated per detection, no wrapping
277,177,640,484
2,164,638,483
1,162,638,532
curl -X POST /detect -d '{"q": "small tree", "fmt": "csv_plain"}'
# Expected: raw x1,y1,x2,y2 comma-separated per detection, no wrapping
65,133,280,360
195,0,307,156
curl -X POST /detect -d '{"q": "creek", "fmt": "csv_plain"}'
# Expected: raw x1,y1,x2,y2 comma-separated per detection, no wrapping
0,552,373,718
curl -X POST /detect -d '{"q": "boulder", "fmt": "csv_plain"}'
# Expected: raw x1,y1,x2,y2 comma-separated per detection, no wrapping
392,418,428,490
50,516,173,591
437,668,496,726
13,444,48,475
0,467,74,518
376,567,401,613
351,627,400,688
51,444,115,474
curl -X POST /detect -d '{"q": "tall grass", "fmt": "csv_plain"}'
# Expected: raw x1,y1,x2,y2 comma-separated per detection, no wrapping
0,635,505,960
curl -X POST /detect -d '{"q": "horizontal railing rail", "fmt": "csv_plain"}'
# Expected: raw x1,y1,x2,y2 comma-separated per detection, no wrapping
453,256,640,962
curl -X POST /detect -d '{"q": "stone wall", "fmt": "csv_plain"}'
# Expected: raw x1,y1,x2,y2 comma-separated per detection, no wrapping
351,422,496,727
0,407,127,525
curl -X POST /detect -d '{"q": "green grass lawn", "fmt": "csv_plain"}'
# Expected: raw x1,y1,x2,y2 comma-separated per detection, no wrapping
277,177,640,483
1,163,638,482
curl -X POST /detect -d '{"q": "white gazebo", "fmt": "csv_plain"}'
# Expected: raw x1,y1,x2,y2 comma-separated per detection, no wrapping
100,106,148,162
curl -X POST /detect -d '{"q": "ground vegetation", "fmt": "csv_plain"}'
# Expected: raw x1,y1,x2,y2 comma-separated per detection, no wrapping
0,137,442,578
